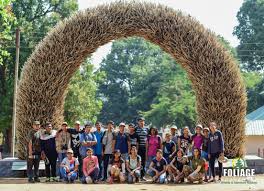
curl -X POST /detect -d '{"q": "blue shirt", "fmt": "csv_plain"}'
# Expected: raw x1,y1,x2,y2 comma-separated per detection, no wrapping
79,132,97,157
94,130,104,155
208,130,224,154
114,132,129,154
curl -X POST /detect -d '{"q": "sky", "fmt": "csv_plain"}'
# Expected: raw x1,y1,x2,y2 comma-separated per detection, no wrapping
78,0,244,67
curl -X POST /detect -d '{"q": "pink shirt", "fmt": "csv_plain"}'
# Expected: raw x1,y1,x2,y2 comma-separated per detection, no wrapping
82,155,99,176
192,134,203,149
147,135,160,156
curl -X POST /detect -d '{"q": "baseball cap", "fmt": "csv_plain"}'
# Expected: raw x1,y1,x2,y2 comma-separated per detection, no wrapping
128,123,135,128
170,125,177,130
62,122,68,126
119,122,126,127
67,148,73,154
196,124,203,129
75,121,81,125
33,121,40,125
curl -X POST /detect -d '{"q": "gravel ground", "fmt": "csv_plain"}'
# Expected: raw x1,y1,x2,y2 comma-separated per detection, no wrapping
0,176,263,191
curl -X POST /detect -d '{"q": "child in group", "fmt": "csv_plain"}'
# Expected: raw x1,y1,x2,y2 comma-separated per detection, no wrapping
180,148,205,184
126,146,141,183
167,149,188,183
177,126,192,155
60,148,79,183
201,127,210,182
82,148,99,184
192,124,204,150
108,149,126,184
147,149,167,184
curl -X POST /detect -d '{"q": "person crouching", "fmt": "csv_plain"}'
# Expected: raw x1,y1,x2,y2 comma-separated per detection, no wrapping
60,148,79,183
147,149,167,184
82,148,99,184
108,149,126,184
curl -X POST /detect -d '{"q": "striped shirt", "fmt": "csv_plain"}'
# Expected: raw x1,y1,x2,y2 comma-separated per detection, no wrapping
135,126,149,147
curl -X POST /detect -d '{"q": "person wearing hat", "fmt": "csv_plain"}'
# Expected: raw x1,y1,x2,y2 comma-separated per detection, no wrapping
128,123,140,149
27,120,41,183
177,126,192,155
79,122,97,158
40,122,58,182
135,117,149,181
170,125,178,145
191,124,204,150
65,120,84,178
107,149,125,184
201,127,210,182
208,122,224,182
101,120,116,181
56,122,71,181
60,148,79,183
82,148,99,184
113,122,130,160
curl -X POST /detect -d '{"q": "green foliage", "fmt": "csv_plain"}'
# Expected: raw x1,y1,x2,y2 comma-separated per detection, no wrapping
98,37,196,127
64,59,104,126
0,0,78,133
233,0,264,71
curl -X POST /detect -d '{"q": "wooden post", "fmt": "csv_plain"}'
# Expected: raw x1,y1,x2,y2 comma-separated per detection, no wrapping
11,28,20,158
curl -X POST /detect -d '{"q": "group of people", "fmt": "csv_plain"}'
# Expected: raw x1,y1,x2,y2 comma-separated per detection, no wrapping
27,117,225,184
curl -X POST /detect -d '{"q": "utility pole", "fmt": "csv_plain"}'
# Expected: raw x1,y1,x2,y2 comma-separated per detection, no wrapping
11,28,20,158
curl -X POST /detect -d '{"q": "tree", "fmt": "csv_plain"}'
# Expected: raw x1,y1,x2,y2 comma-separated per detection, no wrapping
233,0,264,71
64,59,104,126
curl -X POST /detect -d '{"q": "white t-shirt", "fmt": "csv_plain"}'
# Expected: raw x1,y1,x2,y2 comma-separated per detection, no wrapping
126,155,141,170
61,157,79,171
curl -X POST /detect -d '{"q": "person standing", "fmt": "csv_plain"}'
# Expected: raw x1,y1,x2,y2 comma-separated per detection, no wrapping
113,122,130,160
162,133,176,164
135,117,149,181
27,120,41,183
60,148,79,183
192,125,204,150
82,148,99,184
66,121,83,178
94,121,104,180
178,126,192,155
40,122,58,182
208,122,224,182
56,122,71,181
79,122,97,158
201,127,210,182
170,125,178,145
101,120,115,181
128,123,139,149
146,127,162,170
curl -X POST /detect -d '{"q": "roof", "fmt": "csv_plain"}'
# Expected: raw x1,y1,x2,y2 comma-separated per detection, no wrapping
246,120,264,136
246,105,264,121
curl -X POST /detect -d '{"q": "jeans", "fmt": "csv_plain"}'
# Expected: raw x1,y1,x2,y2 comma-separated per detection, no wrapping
146,156,155,170
45,155,57,178
138,147,146,178
27,155,40,180
103,154,112,180
147,169,166,183
82,167,99,183
95,154,103,179
60,167,78,182
127,170,141,183
58,152,67,179
209,152,223,178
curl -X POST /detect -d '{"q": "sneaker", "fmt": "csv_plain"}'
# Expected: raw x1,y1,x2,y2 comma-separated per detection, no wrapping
51,177,58,182
34,177,40,182
28,178,35,183
140,177,147,181
45,178,51,182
